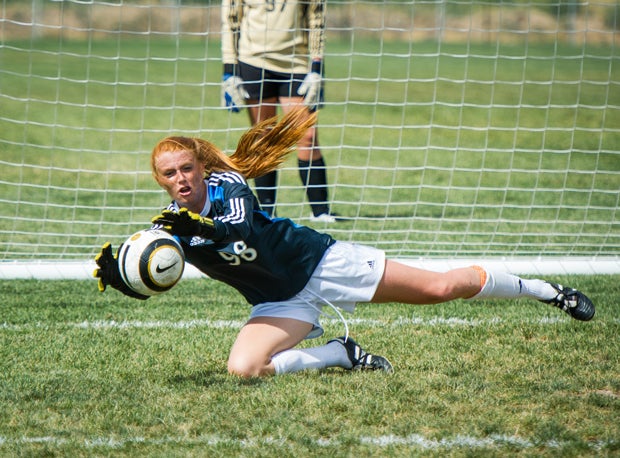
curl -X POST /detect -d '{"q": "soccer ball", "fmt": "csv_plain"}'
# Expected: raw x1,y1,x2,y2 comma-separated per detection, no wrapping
118,229,185,296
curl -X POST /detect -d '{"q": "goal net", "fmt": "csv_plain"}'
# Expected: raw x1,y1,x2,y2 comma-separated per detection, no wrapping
1,0,618,279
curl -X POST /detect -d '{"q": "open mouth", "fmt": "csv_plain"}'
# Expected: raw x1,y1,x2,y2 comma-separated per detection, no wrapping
178,185,191,197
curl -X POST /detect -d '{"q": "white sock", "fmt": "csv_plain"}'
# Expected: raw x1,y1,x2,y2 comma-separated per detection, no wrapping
471,268,557,301
271,341,351,374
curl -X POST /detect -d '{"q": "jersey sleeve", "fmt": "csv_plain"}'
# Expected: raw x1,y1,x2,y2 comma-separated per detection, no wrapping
208,172,256,242
221,0,242,68
307,0,326,63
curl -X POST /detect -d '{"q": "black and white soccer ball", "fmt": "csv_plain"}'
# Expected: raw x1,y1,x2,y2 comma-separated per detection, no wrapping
118,229,185,297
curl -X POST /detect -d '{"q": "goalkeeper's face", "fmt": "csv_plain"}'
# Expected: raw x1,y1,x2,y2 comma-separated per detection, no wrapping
153,149,207,213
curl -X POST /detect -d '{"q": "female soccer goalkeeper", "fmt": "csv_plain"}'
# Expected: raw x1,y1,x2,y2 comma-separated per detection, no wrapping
220,0,335,221
94,109,595,378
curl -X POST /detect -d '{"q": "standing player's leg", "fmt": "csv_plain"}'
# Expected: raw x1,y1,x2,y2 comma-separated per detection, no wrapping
280,97,332,220
247,99,279,216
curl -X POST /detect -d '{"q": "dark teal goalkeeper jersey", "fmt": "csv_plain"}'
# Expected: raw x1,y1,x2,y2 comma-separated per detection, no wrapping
158,171,335,305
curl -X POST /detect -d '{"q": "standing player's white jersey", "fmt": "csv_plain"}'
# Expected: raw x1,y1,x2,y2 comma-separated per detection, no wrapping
221,0,326,74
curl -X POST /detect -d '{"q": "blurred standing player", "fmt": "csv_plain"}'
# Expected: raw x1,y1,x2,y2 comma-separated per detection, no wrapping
221,0,337,222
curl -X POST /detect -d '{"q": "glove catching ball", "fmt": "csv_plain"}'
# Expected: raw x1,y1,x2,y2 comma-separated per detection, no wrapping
118,229,185,297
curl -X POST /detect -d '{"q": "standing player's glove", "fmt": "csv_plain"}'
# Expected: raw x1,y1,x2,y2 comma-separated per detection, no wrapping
297,72,322,111
151,208,216,239
298,60,324,112
222,73,249,112
93,242,149,300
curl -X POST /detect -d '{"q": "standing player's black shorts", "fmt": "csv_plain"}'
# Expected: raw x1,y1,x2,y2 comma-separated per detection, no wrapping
238,61,306,101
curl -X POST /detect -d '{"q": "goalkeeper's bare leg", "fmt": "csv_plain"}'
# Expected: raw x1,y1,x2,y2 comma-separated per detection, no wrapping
227,316,311,377
227,317,389,378
371,260,594,321
227,261,594,378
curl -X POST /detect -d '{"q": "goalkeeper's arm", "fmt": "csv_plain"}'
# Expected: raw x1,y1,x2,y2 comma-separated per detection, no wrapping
298,0,326,111
151,208,225,240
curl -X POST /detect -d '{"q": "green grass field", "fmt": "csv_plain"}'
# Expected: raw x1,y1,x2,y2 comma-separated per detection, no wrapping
0,275,618,456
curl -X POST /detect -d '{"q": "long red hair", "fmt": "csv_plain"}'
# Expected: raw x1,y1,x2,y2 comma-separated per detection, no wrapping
151,108,317,180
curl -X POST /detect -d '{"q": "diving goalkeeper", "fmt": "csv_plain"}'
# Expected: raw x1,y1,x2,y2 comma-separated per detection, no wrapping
94,109,595,378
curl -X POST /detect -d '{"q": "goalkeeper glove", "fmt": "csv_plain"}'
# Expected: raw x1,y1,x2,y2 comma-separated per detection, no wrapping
93,242,149,300
222,73,249,112
297,61,324,111
151,208,216,239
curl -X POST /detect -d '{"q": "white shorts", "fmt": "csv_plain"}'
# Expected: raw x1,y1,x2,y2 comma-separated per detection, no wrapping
249,241,386,339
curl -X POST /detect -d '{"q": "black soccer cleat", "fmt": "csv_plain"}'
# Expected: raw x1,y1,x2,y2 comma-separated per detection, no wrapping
540,282,595,321
329,336,394,373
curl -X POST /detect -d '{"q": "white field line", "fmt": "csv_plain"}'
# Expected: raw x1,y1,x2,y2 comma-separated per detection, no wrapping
3,315,610,332
0,433,615,451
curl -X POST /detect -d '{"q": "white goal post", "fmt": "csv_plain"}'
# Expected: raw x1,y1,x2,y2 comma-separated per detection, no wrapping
1,0,618,279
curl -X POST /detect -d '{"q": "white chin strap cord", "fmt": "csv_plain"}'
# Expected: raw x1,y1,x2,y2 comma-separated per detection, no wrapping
300,288,350,342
